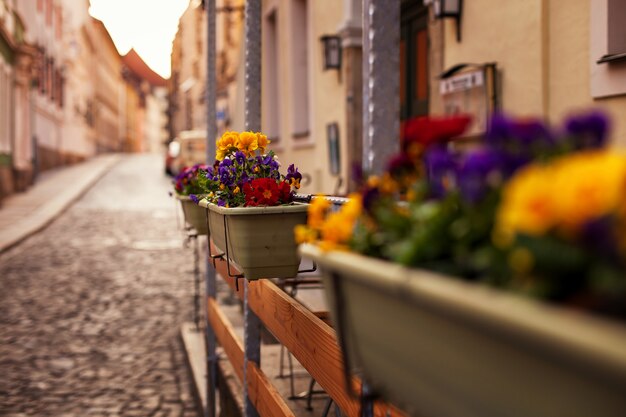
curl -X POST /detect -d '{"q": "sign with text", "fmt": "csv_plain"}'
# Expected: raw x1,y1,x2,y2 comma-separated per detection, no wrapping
440,65,497,138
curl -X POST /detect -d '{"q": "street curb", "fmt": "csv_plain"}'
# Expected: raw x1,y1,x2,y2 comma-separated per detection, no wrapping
0,154,122,254
180,322,208,416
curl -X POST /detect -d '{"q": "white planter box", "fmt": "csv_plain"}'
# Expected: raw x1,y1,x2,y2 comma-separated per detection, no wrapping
300,244,626,417
199,200,308,279
175,194,208,235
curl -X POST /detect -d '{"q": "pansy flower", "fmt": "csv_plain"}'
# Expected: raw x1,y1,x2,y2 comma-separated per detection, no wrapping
236,131,259,156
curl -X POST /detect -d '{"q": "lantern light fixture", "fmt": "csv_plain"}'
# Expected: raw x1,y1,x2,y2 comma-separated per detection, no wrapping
432,0,463,42
320,35,342,71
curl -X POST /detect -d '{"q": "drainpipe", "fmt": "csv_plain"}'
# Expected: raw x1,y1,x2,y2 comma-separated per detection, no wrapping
339,0,363,192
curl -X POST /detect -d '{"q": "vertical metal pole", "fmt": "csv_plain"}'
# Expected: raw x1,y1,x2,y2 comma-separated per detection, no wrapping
205,1,217,417
207,0,217,163
361,382,375,417
362,0,400,175
243,280,261,417
243,2,262,416
361,0,370,173
244,0,262,132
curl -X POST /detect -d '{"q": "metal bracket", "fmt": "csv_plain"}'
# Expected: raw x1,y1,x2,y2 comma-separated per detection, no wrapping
297,261,317,274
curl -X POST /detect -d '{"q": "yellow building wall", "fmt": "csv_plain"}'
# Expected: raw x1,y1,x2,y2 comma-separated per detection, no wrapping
263,0,346,195
443,0,626,146
547,0,626,147
443,0,546,117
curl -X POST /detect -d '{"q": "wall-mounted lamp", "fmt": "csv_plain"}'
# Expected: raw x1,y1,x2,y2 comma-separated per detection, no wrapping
320,35,342,71
433,0,463,42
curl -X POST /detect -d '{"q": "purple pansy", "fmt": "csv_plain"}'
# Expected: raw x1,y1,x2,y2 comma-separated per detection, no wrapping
424,146,458,198
285,164,302,187
234,151,247,165
564,111,609,150
457,150,505,204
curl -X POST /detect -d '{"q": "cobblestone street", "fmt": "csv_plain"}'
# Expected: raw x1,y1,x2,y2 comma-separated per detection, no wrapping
0,154,201,417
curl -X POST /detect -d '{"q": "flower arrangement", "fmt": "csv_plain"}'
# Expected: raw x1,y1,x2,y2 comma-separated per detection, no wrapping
174,164,211,202
198,131,302,207
298,111,625,317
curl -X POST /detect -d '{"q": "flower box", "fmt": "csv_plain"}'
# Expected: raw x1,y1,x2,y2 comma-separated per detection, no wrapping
300,244,626,417
200,200,308,279
174,194,208,235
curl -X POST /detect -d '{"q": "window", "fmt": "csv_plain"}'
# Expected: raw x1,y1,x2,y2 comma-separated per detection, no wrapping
400,1,429,120
263,9,280,141
591,0,626,97
45,0,52,26
57,71,64,108
290,0,309,138
55,6,62,39
607,0,626,57
39,55,46,95
185,91,192,130
0,65,10,153
48,58,54,101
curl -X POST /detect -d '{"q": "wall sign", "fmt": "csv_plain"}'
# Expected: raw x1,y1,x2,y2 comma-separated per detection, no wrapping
440,63,498,138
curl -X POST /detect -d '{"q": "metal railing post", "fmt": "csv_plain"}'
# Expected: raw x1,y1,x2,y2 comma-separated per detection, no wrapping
243,1,262,416
205,1,217,417
362,0,400,175
243,280,261,417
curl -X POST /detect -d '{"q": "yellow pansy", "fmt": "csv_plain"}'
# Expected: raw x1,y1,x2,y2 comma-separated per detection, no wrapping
496,163,556,243
551,151,626,234
307,196,331,230
341,193,362,221
216,149,227,161
256,132,270,154
380,173,399,194
496,151,626,244
218,131,239,151
294,224,317,244
321,211,354,247
236,131,259,156
367,176,380,188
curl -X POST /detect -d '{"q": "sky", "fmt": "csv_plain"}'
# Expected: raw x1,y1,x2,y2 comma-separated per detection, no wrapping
89,0,191,79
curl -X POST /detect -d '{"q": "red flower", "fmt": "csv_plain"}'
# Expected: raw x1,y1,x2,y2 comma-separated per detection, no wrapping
402,115,472,151
278,181,292,202
243,178,278,206
244,178,294,206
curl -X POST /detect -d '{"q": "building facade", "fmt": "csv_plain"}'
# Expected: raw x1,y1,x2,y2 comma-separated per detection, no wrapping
1,1,168,202
16,0,69,172
261,0,626,194
0,0,37,202
426,0,626,144
258,0,353,195
122,48,167,153
169,0,245,142
90,17,123,153
169,0,207,139
60,0,96,163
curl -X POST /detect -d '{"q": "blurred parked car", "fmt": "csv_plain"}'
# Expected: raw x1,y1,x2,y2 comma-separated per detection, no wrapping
165,130,207,176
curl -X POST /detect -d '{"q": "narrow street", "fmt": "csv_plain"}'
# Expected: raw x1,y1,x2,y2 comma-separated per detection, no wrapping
0,154,200,417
